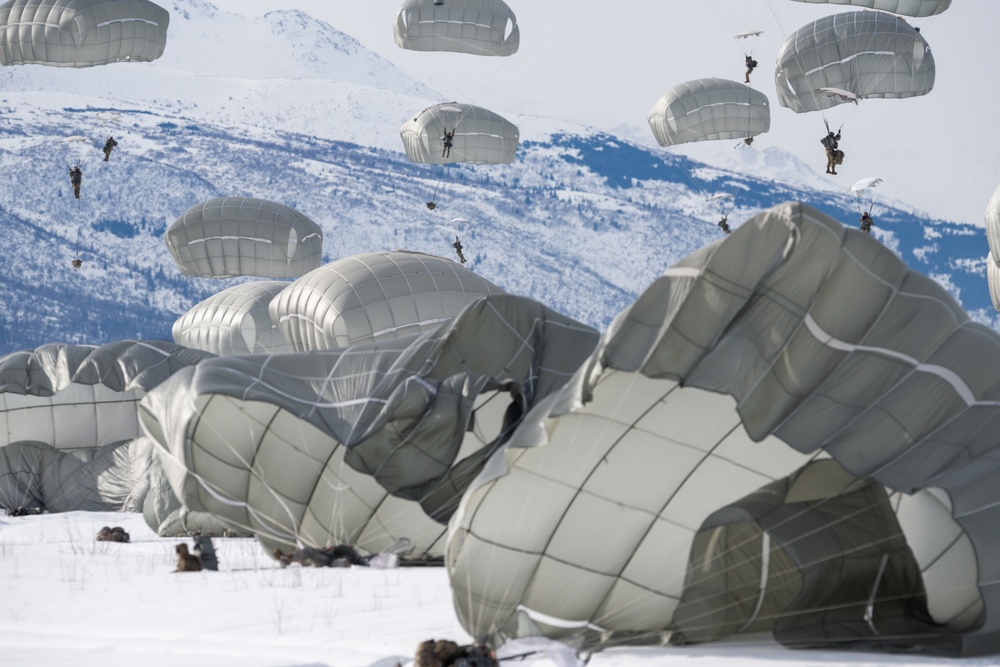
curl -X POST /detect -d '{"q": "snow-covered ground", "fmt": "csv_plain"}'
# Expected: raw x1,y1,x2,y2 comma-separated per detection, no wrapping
1,512,996,667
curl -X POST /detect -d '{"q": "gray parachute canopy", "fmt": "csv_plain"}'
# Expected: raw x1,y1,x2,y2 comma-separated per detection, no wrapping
139,295,599,557
985,185,1000,267
165,197,324,280
775,11,935,113
448,202,1000,658
400,102,519,165
0,0,169,67
0,341,211,513
988,253,1000,312
270,250,505,352
648,78,771,148
786,0,952,17
393,0,519,56
172,281,291,356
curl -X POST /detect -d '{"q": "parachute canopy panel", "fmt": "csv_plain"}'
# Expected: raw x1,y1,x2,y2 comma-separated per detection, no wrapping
393,0,519,56
400,102,519,165
988,253,1000,312
647,78,771,148
172,281,291,356
787,0,952,17
165,197,324,280
270,251,506,351
775,11,935,113
0,0,169,67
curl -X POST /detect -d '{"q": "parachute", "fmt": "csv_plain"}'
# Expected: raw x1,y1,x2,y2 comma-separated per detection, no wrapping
138,295,600,556
172,281,291,356
988,252,1000,313
270,250,505,352
448,202,1000,658
0,341,211,513
0,0,169,67
400,102,519,165
393,0,519,56
985,184,1000,265
775,11,935,113
647,78,770,148
165,197,324,280
786,0,952,17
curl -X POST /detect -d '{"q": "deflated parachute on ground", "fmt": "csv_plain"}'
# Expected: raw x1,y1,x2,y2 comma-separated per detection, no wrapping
165,197,323,279
271,250,505,351
448,202,1000,658
648,78,770,148
0,0,169,67
172,281,290,356
401,102,519,165
0,341,211,512
786,0,952,17
775,11,935,113
393,0,519,56
139,295,599,557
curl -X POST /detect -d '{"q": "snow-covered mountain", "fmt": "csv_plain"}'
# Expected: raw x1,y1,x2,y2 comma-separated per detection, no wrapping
0,1,992,353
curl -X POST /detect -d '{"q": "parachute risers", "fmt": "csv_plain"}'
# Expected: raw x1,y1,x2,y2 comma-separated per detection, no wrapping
0,0,170,67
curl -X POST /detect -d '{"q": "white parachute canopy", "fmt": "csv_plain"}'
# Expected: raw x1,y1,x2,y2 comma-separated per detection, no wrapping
648,78,771,148
851,176,884,194
269,250,506,352
400,102,519,165
786,0,952,17
393,0,519,56
776,11,935,113
988,252,1000,312
165,197,324,280
985,184,1000,264
172,281,291,356
0,0,170,67
735,30,763,39
448,202,1000,659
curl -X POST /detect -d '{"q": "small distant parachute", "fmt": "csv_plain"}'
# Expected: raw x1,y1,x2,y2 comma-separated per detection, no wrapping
710,193,735,203
393,0,519,56
648,78,770,148
776,11,935,113
735,30,763,39
786,0,952,17
270,250,506,352
0,0,170,67
401,102,519,165
165,197,324,280
172,281,291,356
851,177,884,195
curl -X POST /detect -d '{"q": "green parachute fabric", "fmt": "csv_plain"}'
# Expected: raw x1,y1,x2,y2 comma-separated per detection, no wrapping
648,78,771,148
448,202,1000,658
0,0,169,67
138,295,599,557
786,0,952,17
393,0,519,57
775,11,935,113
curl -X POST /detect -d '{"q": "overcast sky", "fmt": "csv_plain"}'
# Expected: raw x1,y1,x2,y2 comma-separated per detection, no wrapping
207,0,993,226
